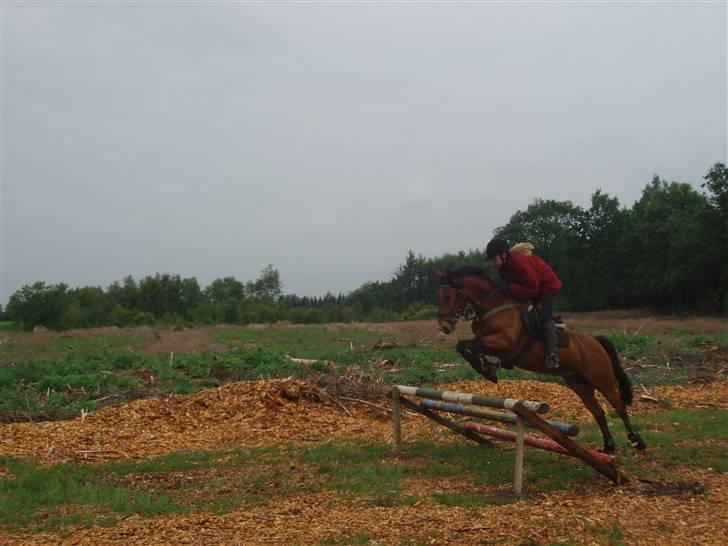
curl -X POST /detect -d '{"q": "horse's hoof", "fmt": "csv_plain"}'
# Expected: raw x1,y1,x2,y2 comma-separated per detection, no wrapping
629,433,647,450
480,366,498,384
598,446,616,455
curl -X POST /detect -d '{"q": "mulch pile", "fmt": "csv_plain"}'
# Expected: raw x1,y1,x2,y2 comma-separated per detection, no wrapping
1,379,726,463
1,378,727,545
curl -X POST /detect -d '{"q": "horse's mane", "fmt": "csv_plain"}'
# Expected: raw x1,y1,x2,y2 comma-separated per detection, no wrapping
446,266,512,299
448,265,490,279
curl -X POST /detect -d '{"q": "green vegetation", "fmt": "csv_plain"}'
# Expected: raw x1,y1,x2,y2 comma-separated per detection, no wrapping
0,323,724,422
0,446,288,532
0,348,300,422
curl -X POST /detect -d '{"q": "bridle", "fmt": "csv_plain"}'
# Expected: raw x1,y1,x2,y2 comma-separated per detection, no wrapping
437,285,468,322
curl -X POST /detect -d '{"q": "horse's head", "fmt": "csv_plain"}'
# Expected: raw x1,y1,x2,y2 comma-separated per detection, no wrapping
436,271,467,334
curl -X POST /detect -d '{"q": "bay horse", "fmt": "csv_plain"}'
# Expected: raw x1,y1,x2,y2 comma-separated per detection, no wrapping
436,266,646,454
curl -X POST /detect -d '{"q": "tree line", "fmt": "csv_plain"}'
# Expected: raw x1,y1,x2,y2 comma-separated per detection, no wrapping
4,163,726,330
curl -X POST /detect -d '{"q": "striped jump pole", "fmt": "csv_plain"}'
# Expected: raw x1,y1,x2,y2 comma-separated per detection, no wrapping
462,421,616,465
394,385,549,414
387,384,626,490
419,399,580,437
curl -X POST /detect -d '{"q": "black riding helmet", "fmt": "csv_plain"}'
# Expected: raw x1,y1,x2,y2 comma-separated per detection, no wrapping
485,239,509,259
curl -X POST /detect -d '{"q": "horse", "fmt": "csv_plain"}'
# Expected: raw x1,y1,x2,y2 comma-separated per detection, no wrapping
436,266,646,454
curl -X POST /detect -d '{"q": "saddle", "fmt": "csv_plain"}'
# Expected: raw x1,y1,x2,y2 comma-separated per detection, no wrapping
498,305,569,370
522,305,569,347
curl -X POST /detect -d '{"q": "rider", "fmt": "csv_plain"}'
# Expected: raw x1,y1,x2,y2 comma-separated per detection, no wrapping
485,239,562,370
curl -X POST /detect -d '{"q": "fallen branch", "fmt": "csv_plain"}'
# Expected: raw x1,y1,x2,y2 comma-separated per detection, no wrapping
639,385,661,404
287,356,338,369
337,396,394,414
373,338,398,350
321,391,351,416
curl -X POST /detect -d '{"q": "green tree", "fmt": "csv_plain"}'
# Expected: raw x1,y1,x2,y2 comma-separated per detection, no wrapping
205,277,245,303
494,198,582,264
247,265,282,302
571,190,626,309
701,163,728,311
66,286,111,328
107,276,139,311
702,162,728,216
624,176,718,310
138,274,200,319
6,282,72,330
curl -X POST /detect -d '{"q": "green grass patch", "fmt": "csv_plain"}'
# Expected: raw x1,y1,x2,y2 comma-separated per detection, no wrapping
301,443,412,505
0,348,307,422
0,458,185,532
621,409,728,473
0,445,297,533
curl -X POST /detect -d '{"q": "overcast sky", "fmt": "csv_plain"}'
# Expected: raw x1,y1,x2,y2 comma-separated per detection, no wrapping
1,1,726,304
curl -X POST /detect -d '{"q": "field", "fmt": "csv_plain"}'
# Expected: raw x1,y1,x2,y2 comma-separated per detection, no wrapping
0,312,726,545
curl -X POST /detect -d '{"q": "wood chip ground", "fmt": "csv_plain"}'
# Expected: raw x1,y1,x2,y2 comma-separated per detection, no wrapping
1,379,726,545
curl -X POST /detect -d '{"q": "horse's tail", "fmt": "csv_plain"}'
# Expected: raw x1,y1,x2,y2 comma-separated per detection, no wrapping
595,335,633,406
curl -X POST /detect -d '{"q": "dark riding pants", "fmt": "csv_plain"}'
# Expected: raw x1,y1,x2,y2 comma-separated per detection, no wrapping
539,292,559,357
539,292,558,323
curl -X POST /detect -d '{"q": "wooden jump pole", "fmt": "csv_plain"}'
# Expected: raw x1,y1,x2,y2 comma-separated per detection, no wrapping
419,399,580,437
397,396,493,446
514,417,525,495
511,402,626,484
462,422,617,465
394,385,549,414
391,385,402,455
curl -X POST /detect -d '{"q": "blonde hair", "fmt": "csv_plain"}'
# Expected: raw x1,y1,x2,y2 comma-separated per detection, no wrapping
510,242,535,255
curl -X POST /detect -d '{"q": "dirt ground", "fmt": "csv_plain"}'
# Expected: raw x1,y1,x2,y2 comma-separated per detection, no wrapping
1,378,726,545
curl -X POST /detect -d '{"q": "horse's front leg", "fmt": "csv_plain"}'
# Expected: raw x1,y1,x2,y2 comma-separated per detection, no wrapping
456,338,498,383
477,331,518,358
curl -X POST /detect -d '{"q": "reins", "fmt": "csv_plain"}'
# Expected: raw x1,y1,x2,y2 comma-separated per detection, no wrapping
440,285,518,322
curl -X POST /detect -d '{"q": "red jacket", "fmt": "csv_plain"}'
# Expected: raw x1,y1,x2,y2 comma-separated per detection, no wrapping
497,252,562,301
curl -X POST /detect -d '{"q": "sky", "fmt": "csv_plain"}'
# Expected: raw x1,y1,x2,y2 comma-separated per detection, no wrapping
1,1,726,304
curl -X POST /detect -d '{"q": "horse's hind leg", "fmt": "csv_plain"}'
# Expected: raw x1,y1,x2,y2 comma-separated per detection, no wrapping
564,376,616,454
598,385,647,451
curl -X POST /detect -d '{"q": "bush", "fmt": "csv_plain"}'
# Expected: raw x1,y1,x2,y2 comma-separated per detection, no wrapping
132,312,155,326
109,305,136,327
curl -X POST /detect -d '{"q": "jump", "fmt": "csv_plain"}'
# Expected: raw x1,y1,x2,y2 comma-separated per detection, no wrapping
436,256,647,454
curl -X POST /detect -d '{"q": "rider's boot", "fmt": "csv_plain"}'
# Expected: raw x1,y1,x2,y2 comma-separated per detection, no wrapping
543,320,560,371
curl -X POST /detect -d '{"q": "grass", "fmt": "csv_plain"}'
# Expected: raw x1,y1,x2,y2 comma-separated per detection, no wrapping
0,348,303,422
0,333,146,366
0,446,291,532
